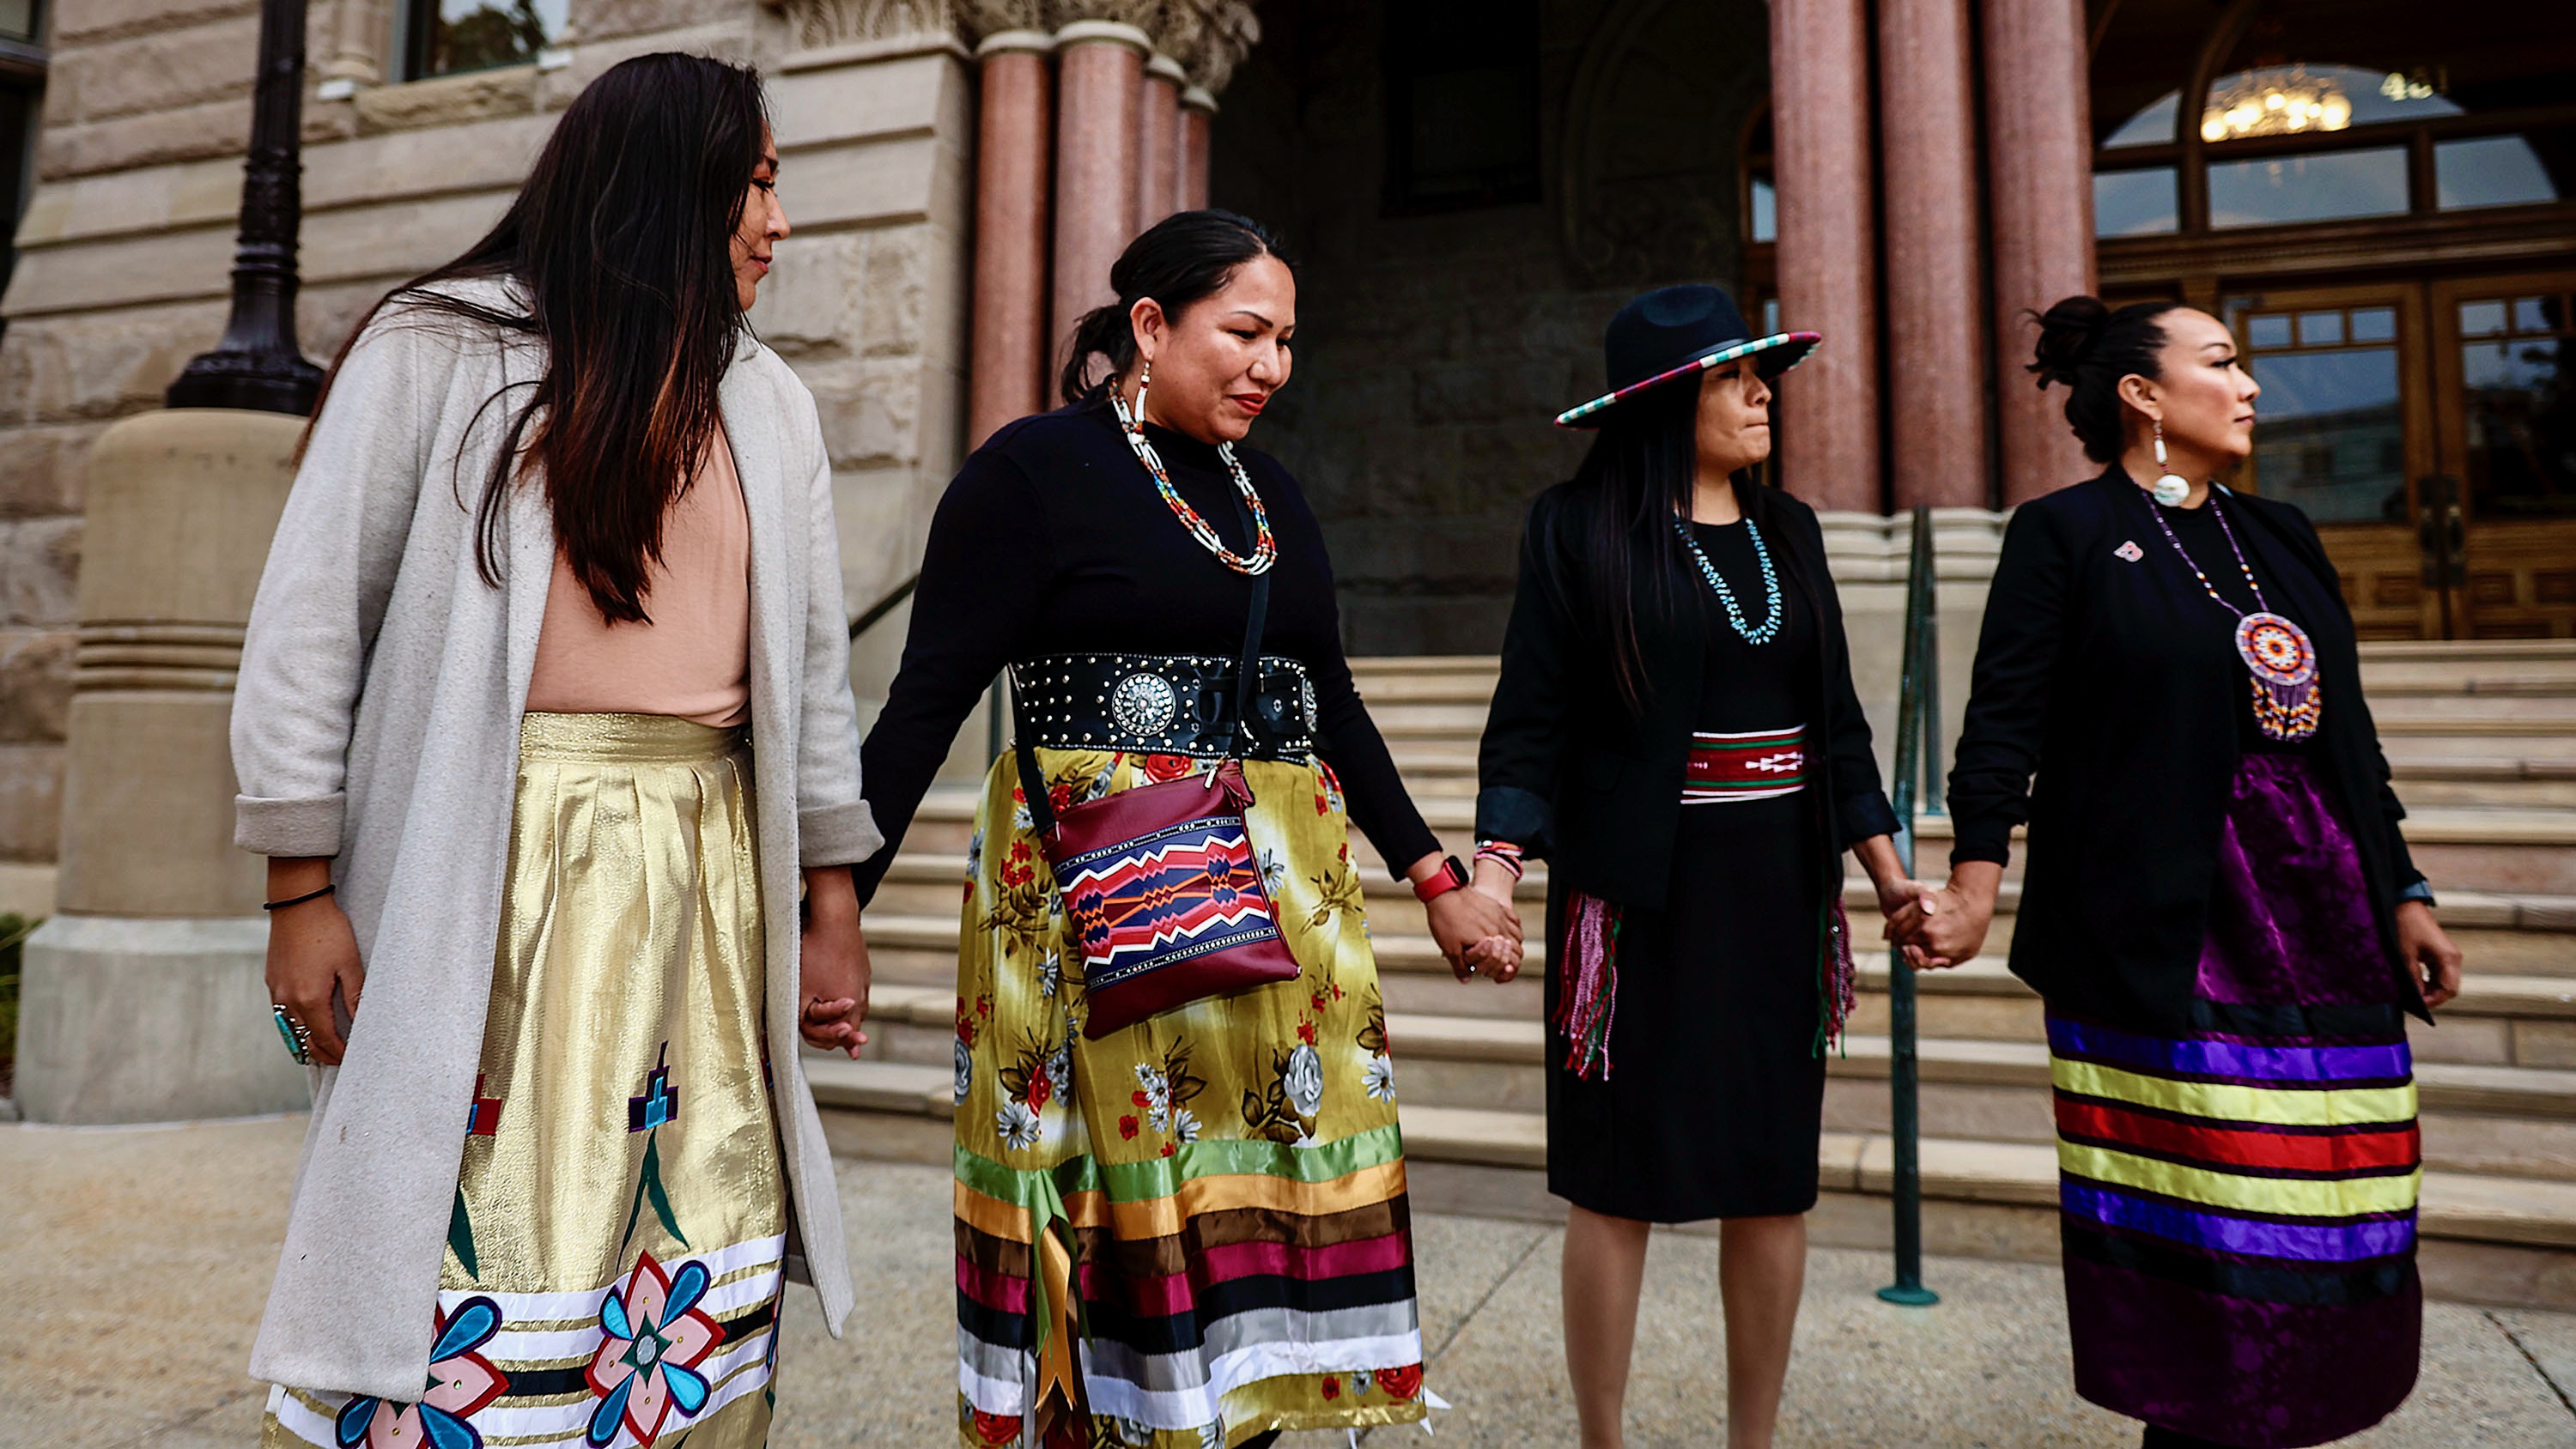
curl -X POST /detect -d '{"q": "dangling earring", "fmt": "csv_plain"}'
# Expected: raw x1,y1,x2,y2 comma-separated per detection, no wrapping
1115,358,1152,437
2149,420,2190,506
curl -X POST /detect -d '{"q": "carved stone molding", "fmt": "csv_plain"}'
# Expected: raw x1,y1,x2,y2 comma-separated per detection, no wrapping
762,0,968,51
1047,0,1258,89
762,0,1258,88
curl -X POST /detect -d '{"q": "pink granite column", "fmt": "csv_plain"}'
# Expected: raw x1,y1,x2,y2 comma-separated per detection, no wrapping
1136,53,1187,233
1050,20,1150,371
1178,87,1216,211
1879,0,1990,509
969,30,1055,447
1983,0,2097,504
1769,0,1881,514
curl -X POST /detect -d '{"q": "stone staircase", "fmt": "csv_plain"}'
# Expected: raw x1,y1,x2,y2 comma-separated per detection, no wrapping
813,643,2576,1309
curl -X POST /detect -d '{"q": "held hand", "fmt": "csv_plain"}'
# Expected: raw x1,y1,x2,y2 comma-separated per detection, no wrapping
800,869,872,1057
265,891,365,1068
1850,834,1940,957
1453,859,1526,982
1464,933,1523,984
2396,899,2464,1011
1886,864,2002,970
1425,884,1521,983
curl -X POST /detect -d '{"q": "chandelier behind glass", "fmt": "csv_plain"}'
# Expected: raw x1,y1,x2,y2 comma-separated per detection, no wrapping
2200,64,2354,142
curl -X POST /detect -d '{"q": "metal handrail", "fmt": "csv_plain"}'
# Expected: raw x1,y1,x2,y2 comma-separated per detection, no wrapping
844,570,1008,763
846,572,920,642
1878,505,1941,1308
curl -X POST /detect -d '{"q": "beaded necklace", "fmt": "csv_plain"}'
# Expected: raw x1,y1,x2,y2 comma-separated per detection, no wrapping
1110,379,1277,577
2142,489,2323,742
1671,512,1783,646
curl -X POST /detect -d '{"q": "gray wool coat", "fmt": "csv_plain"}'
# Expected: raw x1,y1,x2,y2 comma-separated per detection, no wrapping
230,277,882,1402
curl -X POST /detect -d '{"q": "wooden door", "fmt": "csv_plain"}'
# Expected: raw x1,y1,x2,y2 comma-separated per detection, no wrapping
2222,284,2441,640
2430,273,2576,639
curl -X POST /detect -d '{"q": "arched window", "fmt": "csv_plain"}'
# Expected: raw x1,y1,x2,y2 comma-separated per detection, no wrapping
2087,0,2573,239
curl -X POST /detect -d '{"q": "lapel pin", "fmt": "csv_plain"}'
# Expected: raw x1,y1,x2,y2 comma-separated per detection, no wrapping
2114,540,2144,562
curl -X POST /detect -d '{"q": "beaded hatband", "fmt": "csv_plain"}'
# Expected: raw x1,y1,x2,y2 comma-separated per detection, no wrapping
1111,372,1277,577
2142,490,2323,743
1673,512,1783,645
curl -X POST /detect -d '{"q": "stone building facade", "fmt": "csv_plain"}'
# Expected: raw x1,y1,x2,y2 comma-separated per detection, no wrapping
1,0,2093,912
0,0,1244,913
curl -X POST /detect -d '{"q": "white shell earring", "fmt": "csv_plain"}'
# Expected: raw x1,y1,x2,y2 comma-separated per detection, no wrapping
2150,421,2190,506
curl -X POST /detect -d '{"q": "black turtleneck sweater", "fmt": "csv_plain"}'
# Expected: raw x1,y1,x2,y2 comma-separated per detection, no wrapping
848,399,1441,904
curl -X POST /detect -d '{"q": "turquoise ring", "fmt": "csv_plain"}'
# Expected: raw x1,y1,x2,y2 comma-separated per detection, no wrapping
271,1004,313,1065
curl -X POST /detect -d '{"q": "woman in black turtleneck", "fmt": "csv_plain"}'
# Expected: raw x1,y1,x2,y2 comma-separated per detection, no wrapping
849,211,1510,1449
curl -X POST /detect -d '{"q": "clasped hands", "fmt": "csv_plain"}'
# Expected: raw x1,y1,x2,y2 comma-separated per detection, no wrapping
1414,840,2002,985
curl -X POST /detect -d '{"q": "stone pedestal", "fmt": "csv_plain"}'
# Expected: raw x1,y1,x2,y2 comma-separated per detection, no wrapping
15,409,311,1124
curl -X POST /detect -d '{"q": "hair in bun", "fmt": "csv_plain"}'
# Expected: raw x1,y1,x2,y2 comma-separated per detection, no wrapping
2025,294,2184,464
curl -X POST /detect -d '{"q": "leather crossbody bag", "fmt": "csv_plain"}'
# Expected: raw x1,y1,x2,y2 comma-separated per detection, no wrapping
1013,537,1302,1040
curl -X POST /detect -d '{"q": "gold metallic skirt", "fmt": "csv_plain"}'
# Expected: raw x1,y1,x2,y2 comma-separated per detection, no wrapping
264,712,784,1449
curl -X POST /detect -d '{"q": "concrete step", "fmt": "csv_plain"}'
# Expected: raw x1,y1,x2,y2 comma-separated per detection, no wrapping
2366,694,2576,725
1906,806,2576,897
804,1048,2576,1310
848,955,2576,1183
2358,640,2576,692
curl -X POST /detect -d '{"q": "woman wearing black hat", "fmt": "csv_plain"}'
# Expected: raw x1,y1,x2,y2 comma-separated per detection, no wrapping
1470,285,1925,1449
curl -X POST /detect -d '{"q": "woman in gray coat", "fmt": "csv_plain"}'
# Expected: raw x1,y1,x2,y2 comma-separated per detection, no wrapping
232,55,878,1449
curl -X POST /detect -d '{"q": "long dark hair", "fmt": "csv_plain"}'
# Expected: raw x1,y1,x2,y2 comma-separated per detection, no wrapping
1058,209,1296,405
1563,376,1788,718
2028,294,2184,464
302,52,771,623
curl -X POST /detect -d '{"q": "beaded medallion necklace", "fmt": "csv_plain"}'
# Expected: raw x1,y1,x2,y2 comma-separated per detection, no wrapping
2142,488,2323,742
1671,511,1783,646
1111,379,1277,577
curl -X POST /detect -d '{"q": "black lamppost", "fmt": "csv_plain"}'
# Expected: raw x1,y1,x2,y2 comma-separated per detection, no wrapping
167,0,322,414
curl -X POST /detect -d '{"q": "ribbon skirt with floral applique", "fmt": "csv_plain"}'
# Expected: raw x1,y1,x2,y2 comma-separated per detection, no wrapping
951,748,1433,1449
261,712,787,1449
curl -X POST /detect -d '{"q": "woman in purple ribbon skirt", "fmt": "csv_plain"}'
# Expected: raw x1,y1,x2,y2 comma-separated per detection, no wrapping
1471,285,1923,1449
1895,296,2467,1448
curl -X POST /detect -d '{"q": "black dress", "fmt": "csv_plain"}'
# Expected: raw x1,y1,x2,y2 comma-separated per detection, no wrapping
1546,519,1830,1223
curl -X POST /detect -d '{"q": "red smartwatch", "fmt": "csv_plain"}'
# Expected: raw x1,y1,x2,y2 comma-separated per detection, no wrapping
1413,855,1472,902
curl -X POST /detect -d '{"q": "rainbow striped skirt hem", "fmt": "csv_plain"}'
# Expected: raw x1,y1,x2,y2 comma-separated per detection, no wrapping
2048,749,2424,1446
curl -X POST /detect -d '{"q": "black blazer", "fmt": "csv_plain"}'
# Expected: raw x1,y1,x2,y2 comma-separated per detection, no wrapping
1474,477,1899,912
1947,468,2428,1034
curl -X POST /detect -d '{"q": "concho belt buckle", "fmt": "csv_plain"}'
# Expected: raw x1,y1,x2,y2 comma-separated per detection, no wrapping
1107,666,1180,737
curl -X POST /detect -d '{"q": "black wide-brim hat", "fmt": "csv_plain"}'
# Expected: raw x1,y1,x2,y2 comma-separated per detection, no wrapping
1554,283,1820,428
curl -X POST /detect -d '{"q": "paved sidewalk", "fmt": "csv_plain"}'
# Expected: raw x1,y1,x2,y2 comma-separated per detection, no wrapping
5,1117,2573,1447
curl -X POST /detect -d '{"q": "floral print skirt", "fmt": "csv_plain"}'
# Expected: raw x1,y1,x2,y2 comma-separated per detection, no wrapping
262,713,785,1449
952,747,1432,1448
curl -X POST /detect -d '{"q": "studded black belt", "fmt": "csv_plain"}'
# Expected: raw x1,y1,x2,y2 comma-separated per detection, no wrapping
1010,652,1320,761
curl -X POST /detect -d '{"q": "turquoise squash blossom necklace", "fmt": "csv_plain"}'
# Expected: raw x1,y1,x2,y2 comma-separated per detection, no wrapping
1672,511,1784,646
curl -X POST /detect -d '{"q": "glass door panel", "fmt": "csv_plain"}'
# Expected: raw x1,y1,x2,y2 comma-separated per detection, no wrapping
2434,274,2576,638
2226,285,2438,639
